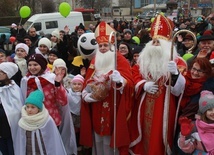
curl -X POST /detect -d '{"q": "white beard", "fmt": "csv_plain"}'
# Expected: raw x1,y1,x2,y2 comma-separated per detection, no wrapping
138,39,178,81
95,49,115,75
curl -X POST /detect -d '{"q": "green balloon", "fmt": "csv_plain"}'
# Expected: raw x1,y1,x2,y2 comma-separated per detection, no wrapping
182,53,194,61
132,36,140,45
59,2,71,18
19,6,31,18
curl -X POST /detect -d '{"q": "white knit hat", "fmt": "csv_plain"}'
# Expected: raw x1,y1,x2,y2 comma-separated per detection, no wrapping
11,23,17,28
0,62,18,78
71,74,84,84
51,29,60,39
38,37,51,49
15,43,29,54
52,58,67,73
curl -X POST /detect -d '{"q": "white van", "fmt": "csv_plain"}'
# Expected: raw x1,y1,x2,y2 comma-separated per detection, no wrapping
23,11,84,35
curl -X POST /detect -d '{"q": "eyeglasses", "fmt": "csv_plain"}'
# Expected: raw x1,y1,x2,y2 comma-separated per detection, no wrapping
191,67,205,74
119,47,128,50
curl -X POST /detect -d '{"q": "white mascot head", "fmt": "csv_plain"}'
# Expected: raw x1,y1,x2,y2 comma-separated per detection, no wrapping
77,33,98,60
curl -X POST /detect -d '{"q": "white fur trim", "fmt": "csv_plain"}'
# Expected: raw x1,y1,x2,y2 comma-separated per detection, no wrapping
171,74,186,96
162,86,171,154
135,80,146,93
129,92,146,148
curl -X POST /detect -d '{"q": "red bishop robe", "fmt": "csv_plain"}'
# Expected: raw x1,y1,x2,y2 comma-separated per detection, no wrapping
80,52,134,153
129,57,186,155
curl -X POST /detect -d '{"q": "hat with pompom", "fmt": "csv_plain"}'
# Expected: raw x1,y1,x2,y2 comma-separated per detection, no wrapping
25,90,44,110
76,23,85,31
199,90,214,114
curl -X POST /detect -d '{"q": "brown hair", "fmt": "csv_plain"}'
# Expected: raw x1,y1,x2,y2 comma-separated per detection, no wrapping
190,57,213,78
200,112,214,124
4,78,11,85
0,76,12,86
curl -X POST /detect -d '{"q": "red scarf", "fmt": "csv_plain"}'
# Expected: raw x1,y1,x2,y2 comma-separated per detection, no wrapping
180,71,207,108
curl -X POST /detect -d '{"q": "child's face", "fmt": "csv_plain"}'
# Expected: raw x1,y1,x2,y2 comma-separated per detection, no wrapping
16,48,27,58
0,70,7,80
39,44,49,55
28,61,42,75
51,36,58,43
0,53,6,64
71,81,83,92
54,67,66,77
133,53,139,62
206,108,214,121
26,104,40,116
48,54,58,64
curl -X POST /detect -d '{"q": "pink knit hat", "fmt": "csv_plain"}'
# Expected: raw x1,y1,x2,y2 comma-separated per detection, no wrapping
71,74,84,84
15,43,29,54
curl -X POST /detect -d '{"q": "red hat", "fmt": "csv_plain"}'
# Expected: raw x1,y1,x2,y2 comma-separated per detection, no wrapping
198,30,214,42
95,21,115,44
184,34,194,40
150,14,174,41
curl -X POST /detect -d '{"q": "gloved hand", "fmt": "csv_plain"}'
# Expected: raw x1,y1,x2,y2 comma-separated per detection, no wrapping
168,61,178,75
179,117,194,136
83,93,98,103
143,81,158,94
110,70,123,83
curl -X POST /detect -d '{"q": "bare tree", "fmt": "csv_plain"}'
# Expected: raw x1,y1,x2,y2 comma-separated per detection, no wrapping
80,0,109,10
41,0,56,13
0,0,16,16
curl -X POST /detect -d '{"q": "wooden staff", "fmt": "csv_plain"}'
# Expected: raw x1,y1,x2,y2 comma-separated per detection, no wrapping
109,31,118,155
164,29,197,155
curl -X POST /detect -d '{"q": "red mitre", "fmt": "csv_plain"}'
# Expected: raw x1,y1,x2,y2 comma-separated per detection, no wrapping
150,14,174,41
95,21,115,44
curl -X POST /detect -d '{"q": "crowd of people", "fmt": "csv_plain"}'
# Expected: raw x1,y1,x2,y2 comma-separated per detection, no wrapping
0,12,214,155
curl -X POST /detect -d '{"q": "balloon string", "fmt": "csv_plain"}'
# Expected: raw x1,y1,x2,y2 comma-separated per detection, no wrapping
18,18,22,34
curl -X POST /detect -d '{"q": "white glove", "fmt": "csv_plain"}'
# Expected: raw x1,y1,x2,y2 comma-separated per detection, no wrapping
143,81,158,94
168,61,178,75
83,93,98,103
110,70,123,83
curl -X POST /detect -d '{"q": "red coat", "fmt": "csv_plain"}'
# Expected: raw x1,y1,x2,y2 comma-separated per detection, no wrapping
80,52,134,150
129,63,184,155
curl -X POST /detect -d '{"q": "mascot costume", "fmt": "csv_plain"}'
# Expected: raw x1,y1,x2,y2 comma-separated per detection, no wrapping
70,33,98,76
